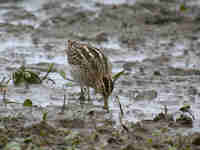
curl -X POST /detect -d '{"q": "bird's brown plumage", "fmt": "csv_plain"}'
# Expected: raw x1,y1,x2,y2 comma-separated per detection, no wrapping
65,40,113,110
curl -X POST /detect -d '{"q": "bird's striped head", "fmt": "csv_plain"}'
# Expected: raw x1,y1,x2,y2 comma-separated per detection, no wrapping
67,40,80,53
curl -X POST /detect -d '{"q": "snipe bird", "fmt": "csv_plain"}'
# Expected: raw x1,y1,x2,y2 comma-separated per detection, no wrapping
65,40,113,110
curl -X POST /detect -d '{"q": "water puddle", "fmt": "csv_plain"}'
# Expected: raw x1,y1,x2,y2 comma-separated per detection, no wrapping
1,0,200,134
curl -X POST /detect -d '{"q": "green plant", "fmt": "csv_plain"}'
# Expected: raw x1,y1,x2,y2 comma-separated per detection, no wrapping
112,70,125,84
12,65,41,85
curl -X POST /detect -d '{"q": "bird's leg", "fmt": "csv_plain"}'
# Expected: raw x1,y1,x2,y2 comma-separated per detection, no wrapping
79,85,85,103
103,96,109,112
87,87,91,100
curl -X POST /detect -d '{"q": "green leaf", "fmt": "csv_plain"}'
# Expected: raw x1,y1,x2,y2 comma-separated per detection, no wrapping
40,130,46,137
47,63,54,73
24,71,32,79
13,65,41,85
12,70,24,85
24,137,32,143
179,104,195,120
65,82,73,87
23,99,33,107
42,111,48,121
59,70,67,80
112,70,124,83
180,4,187,12
42,63,54,81
147,138,153,144
4,101,20,104
25,71,41,84
179,104,191,112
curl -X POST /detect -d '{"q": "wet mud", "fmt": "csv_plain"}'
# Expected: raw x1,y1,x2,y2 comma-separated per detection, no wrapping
1,0,200,149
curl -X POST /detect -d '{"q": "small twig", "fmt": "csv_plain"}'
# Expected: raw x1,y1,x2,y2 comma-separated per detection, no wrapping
115,96,129,132
60,86,67,114
65,77,76,82
46,78,56,86
119,114,129,133
0,87,8,106
115,96,124,117
121,123,129,133
61,93,66,114
42,63,54,81
88,110,97,130
113,70,125,84
164,105,168,120
187,110,195,120
3,89,7,106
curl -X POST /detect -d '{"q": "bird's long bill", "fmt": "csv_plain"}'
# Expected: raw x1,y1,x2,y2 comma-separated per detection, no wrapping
103,95,109,110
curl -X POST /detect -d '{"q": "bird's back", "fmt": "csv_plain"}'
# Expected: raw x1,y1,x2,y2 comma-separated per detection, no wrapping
65,40,112,87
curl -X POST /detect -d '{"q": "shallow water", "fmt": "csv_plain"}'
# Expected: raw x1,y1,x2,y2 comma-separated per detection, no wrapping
1,0,200,133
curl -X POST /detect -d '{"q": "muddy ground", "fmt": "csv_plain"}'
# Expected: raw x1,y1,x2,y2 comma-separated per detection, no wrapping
1,0,200,149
